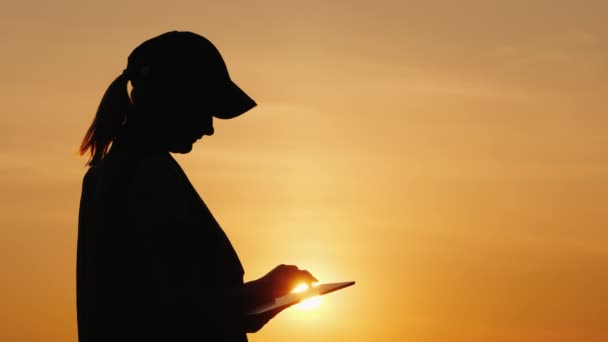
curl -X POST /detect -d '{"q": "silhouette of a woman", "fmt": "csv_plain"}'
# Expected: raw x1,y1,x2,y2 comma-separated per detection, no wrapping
77,31,317,342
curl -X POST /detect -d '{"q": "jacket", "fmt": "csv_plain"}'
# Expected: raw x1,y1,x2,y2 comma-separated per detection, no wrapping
77,135,248,341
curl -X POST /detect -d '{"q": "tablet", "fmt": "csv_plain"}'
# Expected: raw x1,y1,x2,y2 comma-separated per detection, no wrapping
248,281,355,315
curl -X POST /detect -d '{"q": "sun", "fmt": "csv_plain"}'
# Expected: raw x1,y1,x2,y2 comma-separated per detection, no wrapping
291,283,322,310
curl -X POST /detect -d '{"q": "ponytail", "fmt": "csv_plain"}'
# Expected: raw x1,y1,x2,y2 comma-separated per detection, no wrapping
79,71,131,166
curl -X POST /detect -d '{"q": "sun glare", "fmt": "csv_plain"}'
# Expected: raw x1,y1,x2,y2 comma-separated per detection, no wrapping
291,283,322,310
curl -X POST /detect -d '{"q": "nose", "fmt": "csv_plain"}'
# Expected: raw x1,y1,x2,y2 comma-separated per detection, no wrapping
195,114,214,137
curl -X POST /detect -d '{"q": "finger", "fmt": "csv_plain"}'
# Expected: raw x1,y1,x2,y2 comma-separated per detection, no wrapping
276,264,297,277
285,265,299,272
283,265,302,280
297,270,318,285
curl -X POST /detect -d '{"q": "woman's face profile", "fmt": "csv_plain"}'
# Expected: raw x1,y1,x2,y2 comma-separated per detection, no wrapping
133,84,215,154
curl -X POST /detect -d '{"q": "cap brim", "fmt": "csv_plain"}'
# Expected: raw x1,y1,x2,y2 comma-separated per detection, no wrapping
212,79,257,119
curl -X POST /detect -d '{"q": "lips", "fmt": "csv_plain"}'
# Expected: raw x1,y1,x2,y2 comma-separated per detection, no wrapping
194,129,213,141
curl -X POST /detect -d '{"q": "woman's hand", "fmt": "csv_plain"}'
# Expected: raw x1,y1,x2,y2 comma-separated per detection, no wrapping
243,264,318,333
256,264,318,299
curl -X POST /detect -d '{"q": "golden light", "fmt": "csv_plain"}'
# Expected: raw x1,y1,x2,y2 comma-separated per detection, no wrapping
291,283,322,310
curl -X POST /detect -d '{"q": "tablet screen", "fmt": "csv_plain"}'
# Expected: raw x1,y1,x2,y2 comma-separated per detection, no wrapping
248,281,355,315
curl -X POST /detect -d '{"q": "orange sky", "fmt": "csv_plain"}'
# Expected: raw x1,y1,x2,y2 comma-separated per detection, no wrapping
1,1,607,341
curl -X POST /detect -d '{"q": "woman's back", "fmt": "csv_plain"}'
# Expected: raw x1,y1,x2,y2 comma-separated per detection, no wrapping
78,150,127,340
77,141,167,341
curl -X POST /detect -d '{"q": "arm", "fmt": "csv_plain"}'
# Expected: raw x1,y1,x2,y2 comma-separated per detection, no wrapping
123,156,223,338
124,155,316,337
124,156,268,337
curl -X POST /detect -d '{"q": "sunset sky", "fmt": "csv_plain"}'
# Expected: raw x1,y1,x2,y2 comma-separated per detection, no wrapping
1,1,607,341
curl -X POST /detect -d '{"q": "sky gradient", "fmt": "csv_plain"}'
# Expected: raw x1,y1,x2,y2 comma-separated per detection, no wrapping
1,1,607,341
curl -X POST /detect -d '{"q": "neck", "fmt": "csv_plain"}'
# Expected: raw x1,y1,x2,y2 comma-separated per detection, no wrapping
111,120,168,156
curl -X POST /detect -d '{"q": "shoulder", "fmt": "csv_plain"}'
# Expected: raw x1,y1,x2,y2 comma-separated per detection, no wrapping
132,153,177,180
126,153,182,204
83,152,178,185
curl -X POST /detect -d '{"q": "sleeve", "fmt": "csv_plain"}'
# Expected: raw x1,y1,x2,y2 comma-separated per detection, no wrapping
123,156,250,339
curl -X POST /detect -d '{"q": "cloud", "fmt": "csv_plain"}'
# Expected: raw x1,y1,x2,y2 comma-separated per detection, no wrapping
490,30,604,72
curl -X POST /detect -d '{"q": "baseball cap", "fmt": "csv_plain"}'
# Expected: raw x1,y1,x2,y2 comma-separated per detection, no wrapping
123,31,256,119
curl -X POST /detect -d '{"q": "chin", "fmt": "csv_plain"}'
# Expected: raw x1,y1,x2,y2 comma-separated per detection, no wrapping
169,143,193,154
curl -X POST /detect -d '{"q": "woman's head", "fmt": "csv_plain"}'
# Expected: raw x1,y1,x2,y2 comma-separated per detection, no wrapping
79,31,256,165
127,83,216,154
